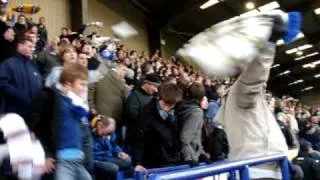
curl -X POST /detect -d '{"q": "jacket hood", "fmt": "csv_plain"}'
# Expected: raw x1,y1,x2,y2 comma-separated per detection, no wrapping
176,100,201,115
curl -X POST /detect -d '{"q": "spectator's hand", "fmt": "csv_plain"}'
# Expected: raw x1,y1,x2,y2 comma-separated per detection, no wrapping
91,108,97,115
185,160,199,167
45,158,56,173
127,85,134,91
199,153,212,164
134,165,147,172
118,152,129,160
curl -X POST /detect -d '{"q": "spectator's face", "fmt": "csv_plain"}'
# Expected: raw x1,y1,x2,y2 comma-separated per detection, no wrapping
78,53,88,68
117,50,126,60
82,44,93,55
159,100,175,112
310,116,319,128
130,52,137,59
30,26,38,34
196,76,204,84
97,122,115,137
145,83,158,95
17,41,35,58
27,33,38,44
50,37,60,51
217,85,226,97
124,58,131,66
61,28,68,36
70,79,87,97
39,17,45,24
204,79,211,86
72,39,81,48
3,28,15,42
62,48,77,64
18,16,26,25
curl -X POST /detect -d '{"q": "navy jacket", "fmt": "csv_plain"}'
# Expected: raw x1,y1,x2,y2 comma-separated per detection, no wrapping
0,53,43,115
58,95,88,153
93,132,123,161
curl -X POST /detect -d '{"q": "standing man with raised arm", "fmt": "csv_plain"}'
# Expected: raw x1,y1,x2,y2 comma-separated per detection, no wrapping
216,42,288,179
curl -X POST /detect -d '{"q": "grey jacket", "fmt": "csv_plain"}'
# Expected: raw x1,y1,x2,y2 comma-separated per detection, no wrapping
176,100,204,162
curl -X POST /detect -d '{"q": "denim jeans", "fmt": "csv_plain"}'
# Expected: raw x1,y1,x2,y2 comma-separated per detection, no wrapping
55,160,92,180
94,157,132,180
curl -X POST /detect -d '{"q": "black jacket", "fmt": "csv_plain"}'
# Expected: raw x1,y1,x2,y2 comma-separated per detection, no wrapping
0,37,15,63
202,126,229,161
25,88,60,159
131,98,181,168
87,57,100,70
124,88,153,128
37,24,48,52
293,153,320,180
277,120,296,148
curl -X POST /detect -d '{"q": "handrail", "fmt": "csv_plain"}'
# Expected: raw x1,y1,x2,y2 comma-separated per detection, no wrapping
148,154,289,180
134,163,208,180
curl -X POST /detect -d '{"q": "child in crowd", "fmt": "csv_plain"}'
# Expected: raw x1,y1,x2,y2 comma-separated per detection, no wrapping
54,63,92,180
92,115,131,180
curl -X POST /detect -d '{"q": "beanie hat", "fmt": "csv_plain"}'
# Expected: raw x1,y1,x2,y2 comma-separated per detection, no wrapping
144,73,161,86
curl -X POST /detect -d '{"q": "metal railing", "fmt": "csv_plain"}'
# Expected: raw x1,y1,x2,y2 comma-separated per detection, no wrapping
133,163,208,180
146,154,290,180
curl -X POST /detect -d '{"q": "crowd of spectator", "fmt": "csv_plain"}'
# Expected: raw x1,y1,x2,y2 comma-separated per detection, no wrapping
0,13,319,180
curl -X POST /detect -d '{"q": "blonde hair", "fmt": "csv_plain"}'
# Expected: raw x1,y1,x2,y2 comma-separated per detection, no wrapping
59,63,88,85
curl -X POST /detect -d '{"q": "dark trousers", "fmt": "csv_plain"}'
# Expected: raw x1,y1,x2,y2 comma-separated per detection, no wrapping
82,124,94,175
94,157,132,180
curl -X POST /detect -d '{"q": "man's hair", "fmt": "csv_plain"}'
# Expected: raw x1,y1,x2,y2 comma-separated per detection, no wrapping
129,50,137,56
58,44,76,60
141,63,153,75
61,27,69,31
98,116,115,127
188,82,205,102
17,14,26,20
16,37,33,46
59,63,88,84
159,83,182,106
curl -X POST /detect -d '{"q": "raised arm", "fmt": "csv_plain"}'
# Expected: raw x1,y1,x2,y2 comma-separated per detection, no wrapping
234,43,276,109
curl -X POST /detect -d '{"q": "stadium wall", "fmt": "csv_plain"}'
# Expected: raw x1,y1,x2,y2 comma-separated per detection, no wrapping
87,0,149,53
7,0,71,40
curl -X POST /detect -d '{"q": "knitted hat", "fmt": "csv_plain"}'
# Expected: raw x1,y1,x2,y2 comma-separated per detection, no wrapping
144,73,161,86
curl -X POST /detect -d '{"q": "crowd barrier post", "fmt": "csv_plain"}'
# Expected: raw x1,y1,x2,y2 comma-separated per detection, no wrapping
239,165,250,180
229,171,236,180
280,158,290,180
134,171,145,180
117,171,125,180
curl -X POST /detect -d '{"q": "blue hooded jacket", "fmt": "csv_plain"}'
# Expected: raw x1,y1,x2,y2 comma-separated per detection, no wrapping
93,132,123,161
0,53,43,115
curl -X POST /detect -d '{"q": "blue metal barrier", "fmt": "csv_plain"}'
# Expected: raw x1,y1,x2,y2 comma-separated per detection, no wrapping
147,154,290,180
134,163,209,180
